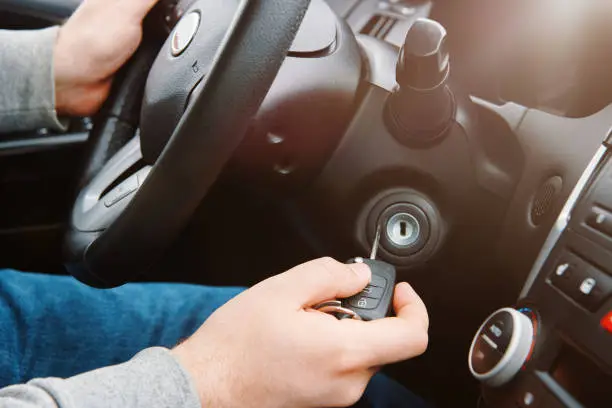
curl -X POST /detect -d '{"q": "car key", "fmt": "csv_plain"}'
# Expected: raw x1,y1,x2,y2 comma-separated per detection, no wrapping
314,226,397,321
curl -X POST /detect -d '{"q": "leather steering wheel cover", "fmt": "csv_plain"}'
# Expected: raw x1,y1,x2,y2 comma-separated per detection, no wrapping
68,0,312,287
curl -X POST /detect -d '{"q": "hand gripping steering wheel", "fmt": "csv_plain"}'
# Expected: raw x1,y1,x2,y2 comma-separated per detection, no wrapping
65,0,311,288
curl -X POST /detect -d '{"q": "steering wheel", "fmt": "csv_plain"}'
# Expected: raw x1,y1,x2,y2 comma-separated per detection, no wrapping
65,0,311,288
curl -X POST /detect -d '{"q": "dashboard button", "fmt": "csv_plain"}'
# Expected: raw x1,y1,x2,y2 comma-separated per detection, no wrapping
579,277,596,295
521,391,537,408
586,207,612,238
549,257,576,294
515,378,548,408
554,263,570,277
575,270,612,312
103,175,139,208
548,251,612,312
601,311,612,334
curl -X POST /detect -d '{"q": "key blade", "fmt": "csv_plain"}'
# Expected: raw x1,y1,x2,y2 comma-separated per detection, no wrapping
370,224,382,260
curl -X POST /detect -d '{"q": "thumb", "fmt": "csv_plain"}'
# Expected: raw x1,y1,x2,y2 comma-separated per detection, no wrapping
274,257,371,307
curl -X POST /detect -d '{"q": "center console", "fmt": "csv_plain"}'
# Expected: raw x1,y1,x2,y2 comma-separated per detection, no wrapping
326,0,432,46
469,143,612,407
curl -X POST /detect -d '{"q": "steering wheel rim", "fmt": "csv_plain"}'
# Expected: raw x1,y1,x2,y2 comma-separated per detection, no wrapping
66,0,312,288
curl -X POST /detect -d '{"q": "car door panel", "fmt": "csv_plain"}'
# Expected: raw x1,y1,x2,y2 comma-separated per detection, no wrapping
0,2,86,272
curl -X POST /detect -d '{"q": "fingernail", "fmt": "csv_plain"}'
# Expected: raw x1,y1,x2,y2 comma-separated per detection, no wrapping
396,281,413,292
397,282,409,290
396,282,417,298
348,263,371,280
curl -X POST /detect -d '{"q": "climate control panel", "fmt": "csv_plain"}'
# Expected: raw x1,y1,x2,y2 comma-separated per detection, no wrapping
470,144,612,408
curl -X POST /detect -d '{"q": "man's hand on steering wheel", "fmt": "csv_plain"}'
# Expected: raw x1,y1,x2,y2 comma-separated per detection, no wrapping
54,0,160,117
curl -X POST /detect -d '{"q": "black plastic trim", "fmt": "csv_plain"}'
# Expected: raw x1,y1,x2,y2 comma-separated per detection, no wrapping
0,132,88,156
0,0,79,22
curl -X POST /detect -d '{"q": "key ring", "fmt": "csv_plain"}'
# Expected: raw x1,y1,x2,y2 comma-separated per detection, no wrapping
313,300,363,320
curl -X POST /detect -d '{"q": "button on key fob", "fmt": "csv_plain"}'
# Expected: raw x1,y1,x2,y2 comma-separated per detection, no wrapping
341,258,396,321
313,225,397,321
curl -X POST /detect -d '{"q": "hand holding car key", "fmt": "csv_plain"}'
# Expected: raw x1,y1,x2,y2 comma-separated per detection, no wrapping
314,225,397,321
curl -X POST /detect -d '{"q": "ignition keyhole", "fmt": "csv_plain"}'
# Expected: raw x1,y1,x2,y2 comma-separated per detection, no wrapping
386,213,421,248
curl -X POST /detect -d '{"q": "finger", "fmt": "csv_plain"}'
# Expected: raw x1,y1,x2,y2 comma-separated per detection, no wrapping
272,257,371,306
340,282,429,367
394,282,429,331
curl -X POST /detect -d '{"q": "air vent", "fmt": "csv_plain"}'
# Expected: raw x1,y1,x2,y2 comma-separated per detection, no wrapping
360,14,398,40
530,176,563,226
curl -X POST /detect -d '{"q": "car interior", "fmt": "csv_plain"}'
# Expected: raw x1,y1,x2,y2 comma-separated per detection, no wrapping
1,0,611,407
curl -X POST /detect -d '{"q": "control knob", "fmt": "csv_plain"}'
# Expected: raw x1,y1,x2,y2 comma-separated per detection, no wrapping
468,308,535,387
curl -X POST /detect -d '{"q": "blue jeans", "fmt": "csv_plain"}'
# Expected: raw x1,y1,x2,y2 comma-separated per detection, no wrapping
0,270,426,407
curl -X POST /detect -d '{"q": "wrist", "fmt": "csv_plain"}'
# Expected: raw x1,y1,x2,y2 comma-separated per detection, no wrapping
171,342,230,408
53,26,111,117
53,26,71,114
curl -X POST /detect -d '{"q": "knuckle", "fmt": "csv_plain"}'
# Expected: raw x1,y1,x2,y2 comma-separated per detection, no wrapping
412,330,429,356
422,312,430,331
341,382,368,406
394,324,429,358
416,298,430,329
335,344,360,372
316,257,344,279
317,257,341,270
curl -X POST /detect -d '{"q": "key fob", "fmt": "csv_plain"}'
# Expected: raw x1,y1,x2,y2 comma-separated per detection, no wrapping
341,258,396,321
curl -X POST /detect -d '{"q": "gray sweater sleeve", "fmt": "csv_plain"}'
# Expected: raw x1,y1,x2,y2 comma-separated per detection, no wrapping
0,27,66,133
0,348,202,408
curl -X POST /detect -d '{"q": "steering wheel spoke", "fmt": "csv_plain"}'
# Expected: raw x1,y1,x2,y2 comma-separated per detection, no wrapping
73,136,152,232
